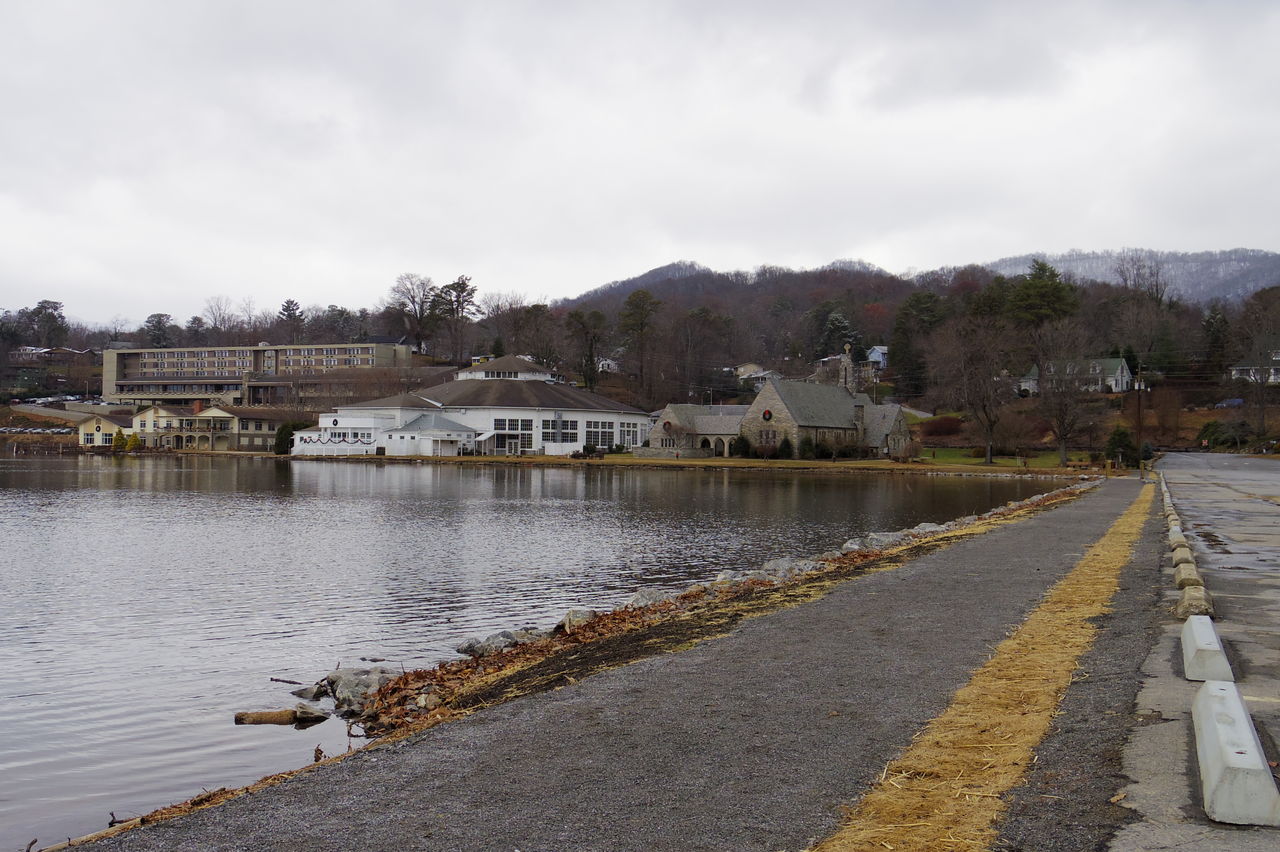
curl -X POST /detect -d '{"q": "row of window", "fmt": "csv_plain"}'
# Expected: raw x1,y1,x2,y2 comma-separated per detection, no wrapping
483,370,519,378
493,418,535,432
328,431,374,441
145,347,377,358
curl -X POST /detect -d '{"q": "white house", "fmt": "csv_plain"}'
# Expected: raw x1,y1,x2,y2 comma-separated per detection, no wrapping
1230,350,1280,384
293,356,650,457
292,393,475,457
866,345,888,369
1019,358,1133,395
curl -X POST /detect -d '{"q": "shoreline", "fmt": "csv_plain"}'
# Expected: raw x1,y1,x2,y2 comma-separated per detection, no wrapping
47,476,1103,851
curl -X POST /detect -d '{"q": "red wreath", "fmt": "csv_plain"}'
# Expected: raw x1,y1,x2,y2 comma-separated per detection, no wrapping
762,409,773,421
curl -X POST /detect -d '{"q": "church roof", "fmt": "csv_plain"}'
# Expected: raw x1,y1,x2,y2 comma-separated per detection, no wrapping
769,378,870,428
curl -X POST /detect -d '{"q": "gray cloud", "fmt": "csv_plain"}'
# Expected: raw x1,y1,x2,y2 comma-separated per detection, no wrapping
1,1,1277,325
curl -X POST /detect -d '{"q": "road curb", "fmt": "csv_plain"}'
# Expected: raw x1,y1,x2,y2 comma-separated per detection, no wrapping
1191,681,1280,826
1180,615,1233,681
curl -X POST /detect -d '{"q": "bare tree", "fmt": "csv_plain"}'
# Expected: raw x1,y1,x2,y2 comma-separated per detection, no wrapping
203,296,239,343
1032,319,1093,465
387,273,439,354
478,291,529,354
1114,248,1168,306
927,315,1017,464
1236,286,1280,435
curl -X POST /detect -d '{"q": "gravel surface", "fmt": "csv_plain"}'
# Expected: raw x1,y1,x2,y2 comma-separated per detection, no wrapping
994,501,1166,851
80,479,1154,852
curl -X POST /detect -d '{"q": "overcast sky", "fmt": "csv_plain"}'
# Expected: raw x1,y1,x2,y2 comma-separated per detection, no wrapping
2,1,1277,327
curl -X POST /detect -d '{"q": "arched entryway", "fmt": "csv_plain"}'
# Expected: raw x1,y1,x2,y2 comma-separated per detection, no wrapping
700,438,712,450
714,437,726,457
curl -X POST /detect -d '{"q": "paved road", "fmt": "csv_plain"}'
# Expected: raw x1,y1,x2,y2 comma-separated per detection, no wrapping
1110,454,1280,851
80,480,1155,852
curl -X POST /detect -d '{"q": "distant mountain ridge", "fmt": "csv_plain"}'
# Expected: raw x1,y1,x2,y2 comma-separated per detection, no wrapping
565,249,1278,310
983,248,1280,303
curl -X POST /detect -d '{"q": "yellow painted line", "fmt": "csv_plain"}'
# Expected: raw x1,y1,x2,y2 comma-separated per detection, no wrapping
812,485,1155,852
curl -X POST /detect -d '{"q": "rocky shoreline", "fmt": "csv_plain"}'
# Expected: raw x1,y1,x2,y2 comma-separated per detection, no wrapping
250,477,1102,740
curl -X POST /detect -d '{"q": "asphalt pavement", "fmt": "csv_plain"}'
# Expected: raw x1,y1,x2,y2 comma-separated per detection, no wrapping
1108,454,1280,851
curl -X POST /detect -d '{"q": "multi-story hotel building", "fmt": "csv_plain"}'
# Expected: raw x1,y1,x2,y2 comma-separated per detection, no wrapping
103,342,415,408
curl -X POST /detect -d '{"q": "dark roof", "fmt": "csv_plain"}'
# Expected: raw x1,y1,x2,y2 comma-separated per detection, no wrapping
770,379,869,428
863,405,904,447
217,406,308,421
343,393,441,410
78,413,134,429
393,412,475,433
420,379,645,414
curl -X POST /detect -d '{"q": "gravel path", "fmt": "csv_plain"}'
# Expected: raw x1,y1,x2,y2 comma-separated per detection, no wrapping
80,479,1155,852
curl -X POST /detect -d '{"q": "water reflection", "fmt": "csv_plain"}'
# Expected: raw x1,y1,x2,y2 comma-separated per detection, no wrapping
0,456,1053,850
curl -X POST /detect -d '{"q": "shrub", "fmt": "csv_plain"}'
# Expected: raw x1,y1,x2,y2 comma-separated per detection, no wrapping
611,444,627,454
777,437,795,459
1104,425,1137,466
274,421,313,455
112,429,127,451
797,436,816,459
729,436,751,457
124,433,142,452
582,443,598,456
919,415,963,438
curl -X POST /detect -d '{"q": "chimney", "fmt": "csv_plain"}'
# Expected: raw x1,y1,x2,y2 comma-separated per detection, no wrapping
192,400,203,414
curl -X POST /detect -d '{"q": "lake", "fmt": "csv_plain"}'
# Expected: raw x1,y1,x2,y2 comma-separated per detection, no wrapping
0,454,1055,848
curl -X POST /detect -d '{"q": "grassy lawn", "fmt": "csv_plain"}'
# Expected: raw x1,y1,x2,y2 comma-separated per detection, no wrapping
920,447,1091,469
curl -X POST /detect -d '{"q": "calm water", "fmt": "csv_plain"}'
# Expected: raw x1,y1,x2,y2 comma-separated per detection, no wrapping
0,455,1054,848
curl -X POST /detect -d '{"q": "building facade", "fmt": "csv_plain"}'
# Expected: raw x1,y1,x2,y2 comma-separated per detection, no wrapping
103,342,414,408
293,357,650,457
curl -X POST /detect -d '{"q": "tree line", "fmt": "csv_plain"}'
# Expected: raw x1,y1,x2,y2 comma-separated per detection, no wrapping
4,251,1278,431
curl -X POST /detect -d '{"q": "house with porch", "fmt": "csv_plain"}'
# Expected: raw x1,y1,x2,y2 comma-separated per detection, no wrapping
127,403,300,451
1018,358,1133,395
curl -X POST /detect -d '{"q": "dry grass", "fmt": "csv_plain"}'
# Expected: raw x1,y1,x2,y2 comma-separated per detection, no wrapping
811,484,1155,852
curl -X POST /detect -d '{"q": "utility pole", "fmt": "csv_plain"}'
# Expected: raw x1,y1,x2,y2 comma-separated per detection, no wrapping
1135,364,1144,470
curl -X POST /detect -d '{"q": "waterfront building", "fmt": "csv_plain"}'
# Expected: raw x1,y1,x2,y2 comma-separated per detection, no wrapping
102,342,415,408
78,403,302,451
293,357,650,457
641,404,750,458
737,350,911,459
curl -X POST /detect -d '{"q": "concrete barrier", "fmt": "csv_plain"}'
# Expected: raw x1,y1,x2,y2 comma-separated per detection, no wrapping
1174,563,1204,589
1171,545,1195,567
1192,681,1280,825
1175,585,1215,618
1181,616,1233,681
1169,529,1188,549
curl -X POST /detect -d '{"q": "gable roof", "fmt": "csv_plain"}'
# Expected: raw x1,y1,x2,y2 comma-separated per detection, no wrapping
659,403,750,435
392,412,476,433
863,405,904,447
78,413,133,429
342,393,441,410
769,378,869,428
420,379,645,414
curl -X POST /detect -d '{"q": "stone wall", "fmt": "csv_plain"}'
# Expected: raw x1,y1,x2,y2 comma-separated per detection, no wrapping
740,382,796,451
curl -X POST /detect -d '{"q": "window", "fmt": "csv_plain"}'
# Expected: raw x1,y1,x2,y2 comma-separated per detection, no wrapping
760,429,778,444
83,433,95,445
585,420,615,447
619,423,640,446
240,419,250,430
494,418,507,430
520,419,533,432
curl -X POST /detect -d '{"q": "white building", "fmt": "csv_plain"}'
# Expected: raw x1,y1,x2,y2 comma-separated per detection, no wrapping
293,356,650,457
